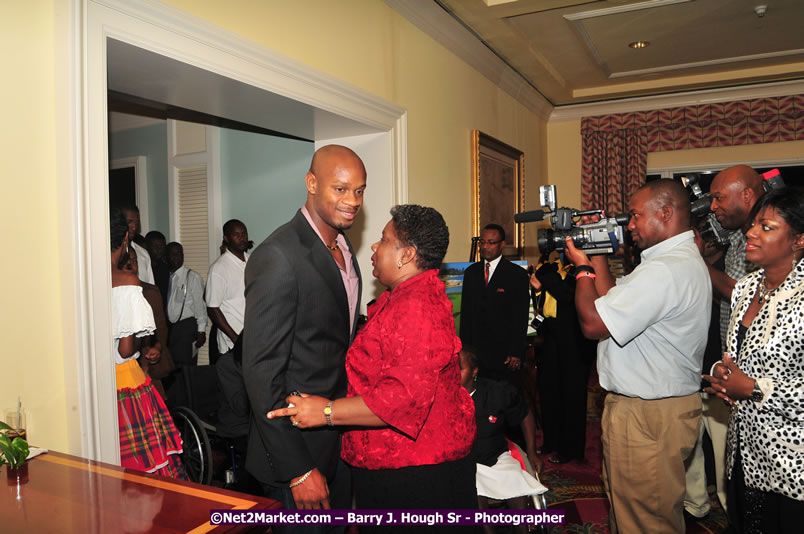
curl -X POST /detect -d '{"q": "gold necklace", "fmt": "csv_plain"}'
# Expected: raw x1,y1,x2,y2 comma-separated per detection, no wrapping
327,241,339,251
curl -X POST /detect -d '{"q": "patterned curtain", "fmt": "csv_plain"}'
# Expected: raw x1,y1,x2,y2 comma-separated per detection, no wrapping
581,122,647,214
580,94,804,211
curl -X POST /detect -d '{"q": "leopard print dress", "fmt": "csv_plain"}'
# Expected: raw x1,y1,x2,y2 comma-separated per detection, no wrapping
724,258,804,501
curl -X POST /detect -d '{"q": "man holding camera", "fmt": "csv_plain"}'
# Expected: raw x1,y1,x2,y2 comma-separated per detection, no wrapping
708,165,764,345
565,179,711,534
682,164,764,518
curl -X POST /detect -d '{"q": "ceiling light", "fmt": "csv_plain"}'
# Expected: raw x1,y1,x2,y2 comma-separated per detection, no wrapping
628,41,650,49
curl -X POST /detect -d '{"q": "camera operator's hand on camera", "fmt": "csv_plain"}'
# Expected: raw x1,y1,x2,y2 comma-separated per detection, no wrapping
580,213,602,224
563,236,591,268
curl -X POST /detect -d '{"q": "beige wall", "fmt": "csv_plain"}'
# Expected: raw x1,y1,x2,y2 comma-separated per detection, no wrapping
0,0,73,451
163,0,547,263
546,120,583,211
4,1,547,453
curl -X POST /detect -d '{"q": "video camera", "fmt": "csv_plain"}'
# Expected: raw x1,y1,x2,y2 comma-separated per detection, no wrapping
514,185,630,255
681,168,785,246
680,174,730,247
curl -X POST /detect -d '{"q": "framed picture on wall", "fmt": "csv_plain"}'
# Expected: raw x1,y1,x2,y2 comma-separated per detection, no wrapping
471,130,525,259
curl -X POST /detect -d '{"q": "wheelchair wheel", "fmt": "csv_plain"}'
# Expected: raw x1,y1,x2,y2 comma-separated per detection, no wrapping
172,406,213,485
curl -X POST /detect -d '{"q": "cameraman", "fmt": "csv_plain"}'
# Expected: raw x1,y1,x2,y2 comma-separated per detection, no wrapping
564,179,711,534
707,165,764,347
682,165,763,518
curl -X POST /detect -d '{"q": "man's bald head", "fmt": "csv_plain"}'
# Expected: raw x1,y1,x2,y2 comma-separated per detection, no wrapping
304,145,367,234
710,165,763,230
309,145,366,177
640,179,692,227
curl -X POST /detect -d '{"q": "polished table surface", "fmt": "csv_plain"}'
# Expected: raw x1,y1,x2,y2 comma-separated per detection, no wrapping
2,450,280,533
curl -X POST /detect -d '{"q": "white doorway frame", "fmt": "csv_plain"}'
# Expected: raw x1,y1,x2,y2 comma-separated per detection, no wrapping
109,156,149,234
67,0,408,464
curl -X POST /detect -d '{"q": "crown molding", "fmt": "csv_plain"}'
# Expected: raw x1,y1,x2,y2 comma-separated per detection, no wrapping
548,79,804,122
563,0,692,21
385,0,553,120
99,0,405,132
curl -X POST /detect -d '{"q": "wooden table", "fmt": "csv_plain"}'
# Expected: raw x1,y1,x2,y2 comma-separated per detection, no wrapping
2,450,281,533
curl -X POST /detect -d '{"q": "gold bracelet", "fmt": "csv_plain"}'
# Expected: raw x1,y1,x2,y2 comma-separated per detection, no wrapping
289,469,313,488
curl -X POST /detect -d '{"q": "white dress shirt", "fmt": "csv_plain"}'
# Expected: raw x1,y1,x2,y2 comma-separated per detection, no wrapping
485,254,503,283
167,265,207,332
205,249,248,352
595,230,711,399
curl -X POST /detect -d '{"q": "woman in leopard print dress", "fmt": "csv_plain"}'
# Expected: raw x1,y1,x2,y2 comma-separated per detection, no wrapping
704,188,804,534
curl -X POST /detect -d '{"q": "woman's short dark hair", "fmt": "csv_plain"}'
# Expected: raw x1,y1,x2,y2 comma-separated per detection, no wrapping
749,187,804,236
390,204,449,271
110,208,129,251
459,345,480,371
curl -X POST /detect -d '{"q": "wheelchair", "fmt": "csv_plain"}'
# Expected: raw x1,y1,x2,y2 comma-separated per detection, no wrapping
166,363,253,491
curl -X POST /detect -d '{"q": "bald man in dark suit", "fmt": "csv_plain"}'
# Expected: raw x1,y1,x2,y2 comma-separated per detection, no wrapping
243,145,365,529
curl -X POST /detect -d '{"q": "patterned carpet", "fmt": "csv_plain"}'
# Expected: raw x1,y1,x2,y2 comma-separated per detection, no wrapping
535,374,729,534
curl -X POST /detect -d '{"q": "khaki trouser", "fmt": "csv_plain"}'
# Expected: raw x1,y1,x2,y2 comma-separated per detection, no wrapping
683,392,730,516
602,392,702,534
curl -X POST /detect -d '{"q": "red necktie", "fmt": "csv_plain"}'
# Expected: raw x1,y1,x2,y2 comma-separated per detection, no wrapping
485,262,489,287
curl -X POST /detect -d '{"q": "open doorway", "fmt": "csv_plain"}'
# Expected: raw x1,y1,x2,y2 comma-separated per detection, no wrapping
109,156,149,234
76,0,408,464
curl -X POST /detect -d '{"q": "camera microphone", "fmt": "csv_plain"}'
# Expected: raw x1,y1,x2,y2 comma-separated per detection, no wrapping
514,209,547,223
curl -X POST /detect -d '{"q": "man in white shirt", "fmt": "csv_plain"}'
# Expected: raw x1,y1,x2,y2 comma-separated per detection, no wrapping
565,179,711,534
206,219,249,364
122,205,154,285
165,242,206,366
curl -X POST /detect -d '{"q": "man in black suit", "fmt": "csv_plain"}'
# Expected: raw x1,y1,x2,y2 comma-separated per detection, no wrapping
459,223,530,387
243,145,365,522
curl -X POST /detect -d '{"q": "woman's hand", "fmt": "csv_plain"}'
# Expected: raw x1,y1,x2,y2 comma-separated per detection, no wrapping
267,394,329,429
702,353,754,404
143,344,161,363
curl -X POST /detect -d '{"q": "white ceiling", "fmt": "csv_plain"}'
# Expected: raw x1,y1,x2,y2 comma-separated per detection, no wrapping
106,39,381,139
406,0,804,106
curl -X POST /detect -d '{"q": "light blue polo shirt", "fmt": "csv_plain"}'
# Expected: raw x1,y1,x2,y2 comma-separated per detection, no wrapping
595,230,711,400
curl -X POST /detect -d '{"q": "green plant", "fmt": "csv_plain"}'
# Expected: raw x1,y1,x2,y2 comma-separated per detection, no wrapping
0,421,29,468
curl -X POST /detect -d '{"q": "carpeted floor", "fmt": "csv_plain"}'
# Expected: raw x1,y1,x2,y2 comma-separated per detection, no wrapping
535,373,729,534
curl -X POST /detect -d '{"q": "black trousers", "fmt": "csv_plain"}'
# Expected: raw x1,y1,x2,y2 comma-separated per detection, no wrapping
537,320,590,460
351,455,482,533
168,317,198,367
727,445,804,534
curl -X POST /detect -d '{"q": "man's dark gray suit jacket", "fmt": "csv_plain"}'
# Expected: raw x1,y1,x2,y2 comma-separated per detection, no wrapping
243,210,361,486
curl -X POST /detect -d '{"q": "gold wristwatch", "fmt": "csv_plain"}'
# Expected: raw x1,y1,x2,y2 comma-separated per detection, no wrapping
324,400,334,426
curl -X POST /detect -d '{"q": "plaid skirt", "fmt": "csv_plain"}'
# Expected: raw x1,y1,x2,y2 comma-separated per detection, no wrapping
117,360,187,479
